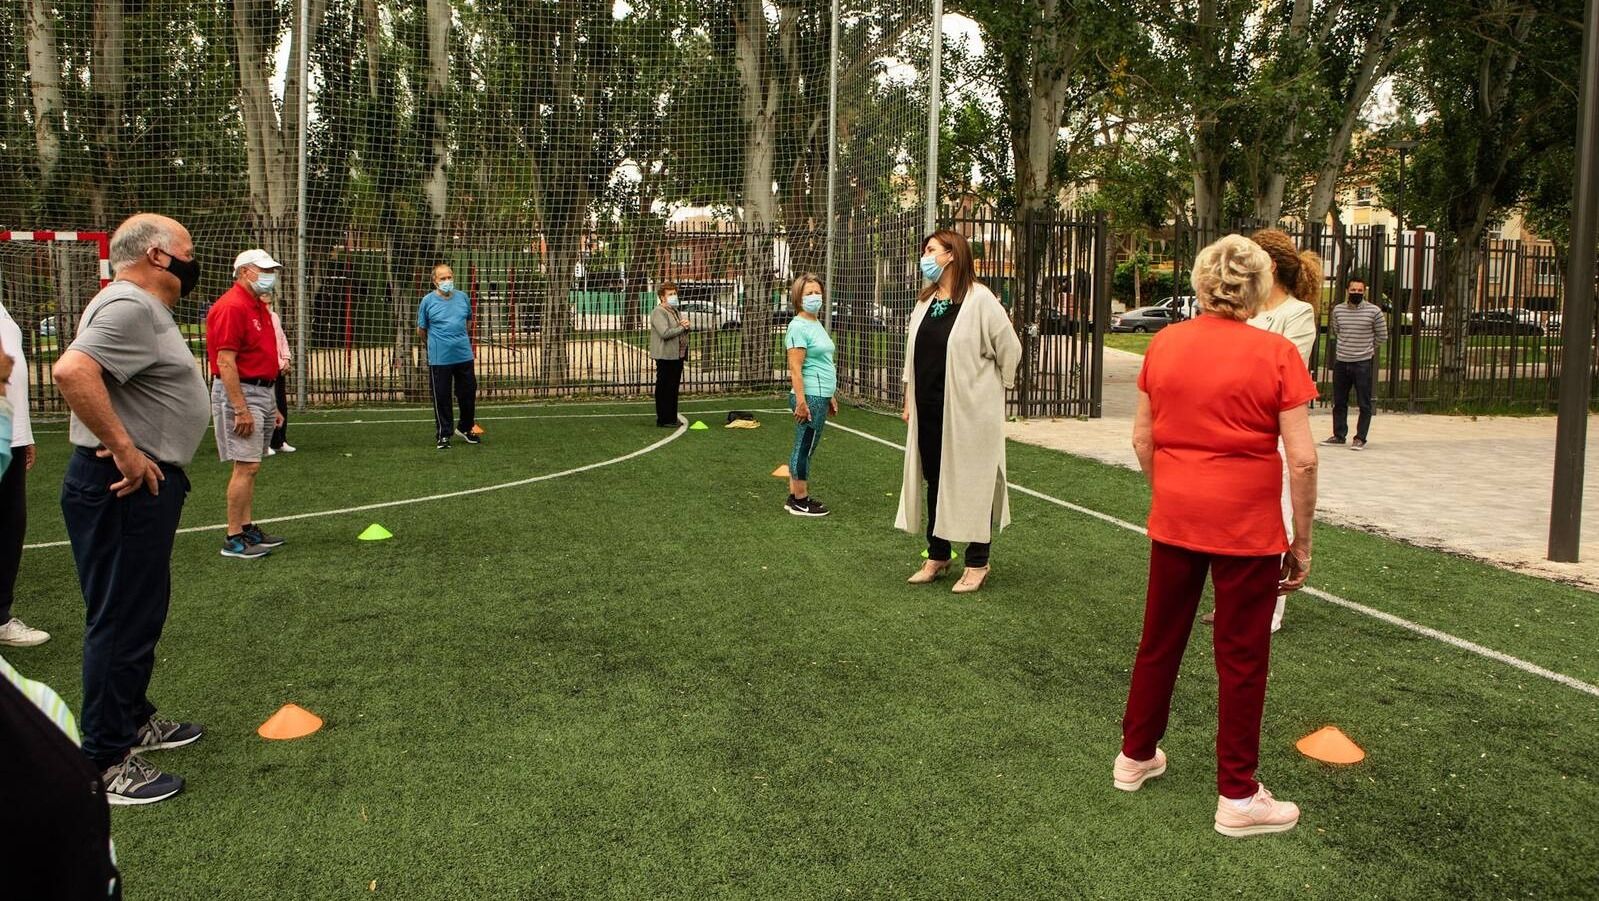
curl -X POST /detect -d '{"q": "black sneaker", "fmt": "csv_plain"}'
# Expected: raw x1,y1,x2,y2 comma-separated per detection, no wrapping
102,753,184,806
1351,438,1367,451
136,714,204,751
437,437,451,450
1321,436,1346,445
461,430,481,445
802,497,830,517
221,534,271,559
243,524,284,549
785,495,828,517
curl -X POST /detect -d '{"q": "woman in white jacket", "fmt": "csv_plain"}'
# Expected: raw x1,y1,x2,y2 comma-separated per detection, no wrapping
897,230,1022,594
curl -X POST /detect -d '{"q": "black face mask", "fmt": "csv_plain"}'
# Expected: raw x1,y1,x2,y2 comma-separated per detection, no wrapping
157,250,202,297
1348,292,1365,305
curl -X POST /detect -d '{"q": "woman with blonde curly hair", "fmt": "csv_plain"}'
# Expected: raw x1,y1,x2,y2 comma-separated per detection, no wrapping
1113,235,1320,838
1202,229,1321,631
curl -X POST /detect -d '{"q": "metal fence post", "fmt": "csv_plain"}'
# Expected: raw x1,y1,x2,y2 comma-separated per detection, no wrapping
823,0,839,331
294,0,309,410
1549,0,1599,562
923,0,942,239
1091,210,1109,418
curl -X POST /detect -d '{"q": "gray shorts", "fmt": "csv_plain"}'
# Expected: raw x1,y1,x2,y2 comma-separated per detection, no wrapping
212,380,275,463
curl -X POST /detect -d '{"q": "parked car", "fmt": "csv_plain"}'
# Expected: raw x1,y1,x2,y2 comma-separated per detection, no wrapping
1149,295,1198,320
1467,310,1543,337
772,302,889,329
680,299,741,331
38,315,56,337
1038,308,1096,336
1111,306,1180,333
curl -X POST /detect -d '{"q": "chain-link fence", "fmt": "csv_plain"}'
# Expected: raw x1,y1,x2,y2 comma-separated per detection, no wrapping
2,2,1105,418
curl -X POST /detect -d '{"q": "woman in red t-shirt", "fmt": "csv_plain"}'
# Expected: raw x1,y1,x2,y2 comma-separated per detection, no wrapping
1113,235,1320,838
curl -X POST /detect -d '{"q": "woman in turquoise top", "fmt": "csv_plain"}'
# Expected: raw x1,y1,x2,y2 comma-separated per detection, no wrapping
783,273,837,517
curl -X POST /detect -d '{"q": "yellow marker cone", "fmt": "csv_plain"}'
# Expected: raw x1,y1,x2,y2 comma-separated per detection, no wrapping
358,524,393,541
1296,726,1365,764
772,464,790,478
690,420,710,431
920,549,959,561
258,703,323,740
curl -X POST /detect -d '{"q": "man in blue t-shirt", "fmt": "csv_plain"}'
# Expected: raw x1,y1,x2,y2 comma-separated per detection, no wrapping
416,263,481,450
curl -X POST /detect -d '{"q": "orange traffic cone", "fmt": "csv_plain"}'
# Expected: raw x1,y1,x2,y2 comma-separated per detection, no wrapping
258,703,324,740
772,464,790,478
470,423,485,436
1296,725,1364,764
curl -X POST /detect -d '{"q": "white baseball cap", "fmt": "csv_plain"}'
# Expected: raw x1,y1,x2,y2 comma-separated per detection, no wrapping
232,249,282,273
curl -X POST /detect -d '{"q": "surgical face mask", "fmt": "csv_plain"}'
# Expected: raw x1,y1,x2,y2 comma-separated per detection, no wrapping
255,272,278,294
159,250,201,297
801,294,823,314
919,253,945,282
437,279,454,294
665,294,679,308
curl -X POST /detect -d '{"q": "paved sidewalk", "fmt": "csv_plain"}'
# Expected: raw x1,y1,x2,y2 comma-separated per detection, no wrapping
1007,349,1599,591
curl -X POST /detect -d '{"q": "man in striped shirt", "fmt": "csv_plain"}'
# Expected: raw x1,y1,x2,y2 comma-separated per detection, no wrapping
1326,279,1387,450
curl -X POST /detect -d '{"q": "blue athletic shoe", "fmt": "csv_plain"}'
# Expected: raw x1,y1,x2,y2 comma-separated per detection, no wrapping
221,534,271,559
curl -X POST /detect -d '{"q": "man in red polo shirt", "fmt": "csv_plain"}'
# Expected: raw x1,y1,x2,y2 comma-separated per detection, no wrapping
206,249,287,560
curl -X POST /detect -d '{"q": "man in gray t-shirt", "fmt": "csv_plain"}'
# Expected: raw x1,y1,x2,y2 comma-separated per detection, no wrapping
53,213,211,806
66,282,209,466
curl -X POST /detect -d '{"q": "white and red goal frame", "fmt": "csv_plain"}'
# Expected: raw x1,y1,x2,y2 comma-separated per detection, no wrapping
0,230,112,288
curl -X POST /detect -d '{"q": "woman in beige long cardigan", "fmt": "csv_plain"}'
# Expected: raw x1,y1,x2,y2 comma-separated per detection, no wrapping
896,230,1022,593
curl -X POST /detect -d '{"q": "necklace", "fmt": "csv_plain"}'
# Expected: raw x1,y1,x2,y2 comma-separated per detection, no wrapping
930,298,952,319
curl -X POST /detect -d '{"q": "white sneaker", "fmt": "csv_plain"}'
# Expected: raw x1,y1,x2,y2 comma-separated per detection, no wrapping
265,447,276,456
278,443,297,453
0,617,51,647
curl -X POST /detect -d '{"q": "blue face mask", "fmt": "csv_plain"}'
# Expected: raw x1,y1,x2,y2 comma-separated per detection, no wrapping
665,295,679,307
255,272,278,294
920,254,944,282
438,279,454,295
801,294,823,314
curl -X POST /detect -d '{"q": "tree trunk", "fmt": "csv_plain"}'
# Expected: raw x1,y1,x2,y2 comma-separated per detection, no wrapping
734,0,797,383
25,0,63,211
423,0,450,250
1305,1,1403,224
90,0,124,226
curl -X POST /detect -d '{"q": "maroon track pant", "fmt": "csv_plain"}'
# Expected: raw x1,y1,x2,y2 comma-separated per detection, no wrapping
1121,540,1280,800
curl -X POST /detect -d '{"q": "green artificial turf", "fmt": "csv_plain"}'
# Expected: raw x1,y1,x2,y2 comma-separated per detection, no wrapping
11,397,1598,899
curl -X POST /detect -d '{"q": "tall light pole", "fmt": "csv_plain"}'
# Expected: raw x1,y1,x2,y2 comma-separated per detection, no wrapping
1388,139,1417,238
1549,0,1599,562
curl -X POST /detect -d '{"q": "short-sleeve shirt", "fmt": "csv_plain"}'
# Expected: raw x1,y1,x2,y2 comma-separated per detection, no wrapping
67,282,210,468
784,316,837,397
1137,315,1319,556
205,284,279,380
417,291,474,365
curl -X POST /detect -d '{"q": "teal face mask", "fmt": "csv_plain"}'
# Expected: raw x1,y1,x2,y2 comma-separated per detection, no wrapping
0,398,12,479
801,294,823,314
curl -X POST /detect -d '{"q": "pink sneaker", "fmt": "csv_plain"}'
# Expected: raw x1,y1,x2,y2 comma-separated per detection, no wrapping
1214,784,1300,836
1112,748,1167,791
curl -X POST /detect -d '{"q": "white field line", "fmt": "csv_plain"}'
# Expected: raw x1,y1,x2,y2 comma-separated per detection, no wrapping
23,418,695,552
828,420,1599,700
28,404,785,435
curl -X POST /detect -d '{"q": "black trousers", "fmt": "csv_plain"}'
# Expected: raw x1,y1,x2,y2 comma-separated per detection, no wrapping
0,676,122,899
0,452,24,622
270,373,289,449
655,358,684,426
1331,358,1375,442
917,403,992,568
429,361,478,441
61,449,189,770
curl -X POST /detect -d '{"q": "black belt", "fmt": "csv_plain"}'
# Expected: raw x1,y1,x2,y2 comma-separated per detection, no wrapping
73,446,179,469
240,377,276,388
